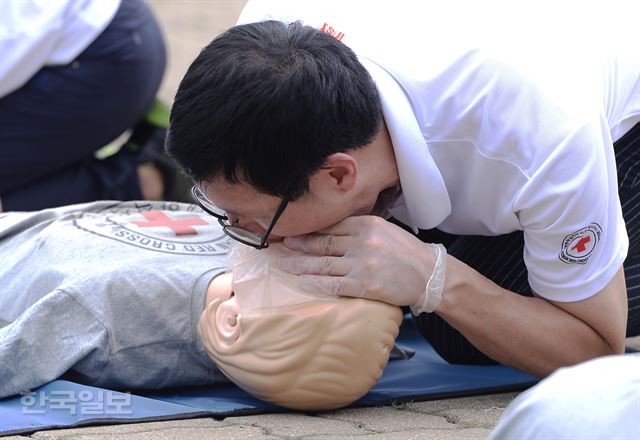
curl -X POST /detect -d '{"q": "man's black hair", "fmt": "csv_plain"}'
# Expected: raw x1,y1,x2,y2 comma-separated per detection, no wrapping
166,20,382,200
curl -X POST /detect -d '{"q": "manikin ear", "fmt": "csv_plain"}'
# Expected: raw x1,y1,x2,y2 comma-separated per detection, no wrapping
318,153,358,192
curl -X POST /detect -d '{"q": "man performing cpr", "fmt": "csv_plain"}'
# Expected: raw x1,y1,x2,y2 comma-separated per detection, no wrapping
166,1,640,378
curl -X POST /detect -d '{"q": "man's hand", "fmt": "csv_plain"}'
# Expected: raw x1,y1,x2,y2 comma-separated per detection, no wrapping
278,216,438,307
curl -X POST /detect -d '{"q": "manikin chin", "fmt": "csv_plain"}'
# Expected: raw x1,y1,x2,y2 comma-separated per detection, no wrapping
198,244,403,411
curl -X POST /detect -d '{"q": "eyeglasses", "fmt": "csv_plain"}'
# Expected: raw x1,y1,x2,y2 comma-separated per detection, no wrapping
191,185,289,249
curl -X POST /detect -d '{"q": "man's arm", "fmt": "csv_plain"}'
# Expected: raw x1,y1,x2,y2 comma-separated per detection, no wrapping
439,257,627,377
279,216,628,378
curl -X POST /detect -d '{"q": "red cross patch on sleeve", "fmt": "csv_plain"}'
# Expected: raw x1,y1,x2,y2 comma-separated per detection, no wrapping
559,223,602,264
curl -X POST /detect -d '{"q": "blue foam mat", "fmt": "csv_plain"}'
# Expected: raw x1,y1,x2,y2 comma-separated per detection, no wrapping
0,320,536,436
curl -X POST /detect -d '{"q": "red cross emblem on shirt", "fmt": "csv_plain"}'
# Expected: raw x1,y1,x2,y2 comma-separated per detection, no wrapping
131,211,207,236
559,223,602,264
571,236,591,253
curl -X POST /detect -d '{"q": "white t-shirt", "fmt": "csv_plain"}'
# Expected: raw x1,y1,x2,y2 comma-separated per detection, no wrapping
489,354,640,440
238,0,640,302
0,0,121,98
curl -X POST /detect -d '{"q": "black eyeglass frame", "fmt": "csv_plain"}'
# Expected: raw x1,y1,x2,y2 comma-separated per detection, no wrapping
191,185,289,249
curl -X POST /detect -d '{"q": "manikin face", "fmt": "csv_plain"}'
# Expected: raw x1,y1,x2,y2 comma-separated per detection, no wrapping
198,245,403,410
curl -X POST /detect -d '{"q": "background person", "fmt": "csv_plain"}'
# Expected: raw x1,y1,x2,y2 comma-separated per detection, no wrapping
489,353,640,440
0,0,166,212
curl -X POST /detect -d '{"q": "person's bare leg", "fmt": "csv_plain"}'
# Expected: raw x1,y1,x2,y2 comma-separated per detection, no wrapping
137,163,164,201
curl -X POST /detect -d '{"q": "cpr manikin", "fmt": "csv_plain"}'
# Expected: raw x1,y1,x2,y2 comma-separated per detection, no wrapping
198,244,403,410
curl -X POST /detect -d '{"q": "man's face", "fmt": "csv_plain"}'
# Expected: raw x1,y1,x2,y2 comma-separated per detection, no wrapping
199,124,398,238
201,175,378,239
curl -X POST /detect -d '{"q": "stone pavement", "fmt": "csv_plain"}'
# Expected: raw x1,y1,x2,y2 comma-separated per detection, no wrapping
148,0,249,106
9,393,517,439
7,2,635,438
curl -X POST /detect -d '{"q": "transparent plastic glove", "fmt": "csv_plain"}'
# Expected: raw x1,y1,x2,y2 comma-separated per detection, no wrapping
410,243,447,315
230,243,334,316
278,216,442,308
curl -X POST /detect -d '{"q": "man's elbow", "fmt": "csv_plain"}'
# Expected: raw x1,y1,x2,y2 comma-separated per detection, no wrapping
554,267,629,364
604,333,626,356
580,326,626,364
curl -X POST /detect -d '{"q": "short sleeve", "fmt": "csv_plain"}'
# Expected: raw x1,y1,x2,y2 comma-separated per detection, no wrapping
516,115,628,302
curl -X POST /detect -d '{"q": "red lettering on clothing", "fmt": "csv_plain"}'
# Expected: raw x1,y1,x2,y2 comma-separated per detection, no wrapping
319,22,345,41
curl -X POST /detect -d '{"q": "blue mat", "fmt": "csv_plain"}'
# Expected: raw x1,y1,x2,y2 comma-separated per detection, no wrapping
0,320,536,436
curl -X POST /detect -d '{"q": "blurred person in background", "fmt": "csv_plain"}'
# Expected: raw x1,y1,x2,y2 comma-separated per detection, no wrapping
0,0,167,212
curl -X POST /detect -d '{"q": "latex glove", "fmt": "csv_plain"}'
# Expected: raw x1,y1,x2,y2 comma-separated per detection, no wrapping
278,216,446,311
410,242,447,315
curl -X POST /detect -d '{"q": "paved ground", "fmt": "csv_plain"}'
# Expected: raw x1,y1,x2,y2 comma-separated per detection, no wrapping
149,0,248,105
10,393,519,439
10,2,638,438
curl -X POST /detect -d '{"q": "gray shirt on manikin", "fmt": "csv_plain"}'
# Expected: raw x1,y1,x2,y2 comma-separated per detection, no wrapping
0,201,232,399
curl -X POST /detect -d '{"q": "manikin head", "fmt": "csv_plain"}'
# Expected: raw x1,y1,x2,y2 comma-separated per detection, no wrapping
166,21,399,239
198,245,403,410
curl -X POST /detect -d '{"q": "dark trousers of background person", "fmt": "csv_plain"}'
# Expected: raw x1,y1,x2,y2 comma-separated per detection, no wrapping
0,0,166,211
412,122,640,365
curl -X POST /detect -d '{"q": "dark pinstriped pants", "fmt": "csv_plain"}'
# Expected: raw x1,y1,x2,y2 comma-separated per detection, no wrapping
412,123,640,365
0,0,165,211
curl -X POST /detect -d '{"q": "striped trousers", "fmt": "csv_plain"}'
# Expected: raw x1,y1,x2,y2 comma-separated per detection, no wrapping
412,123,640,364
